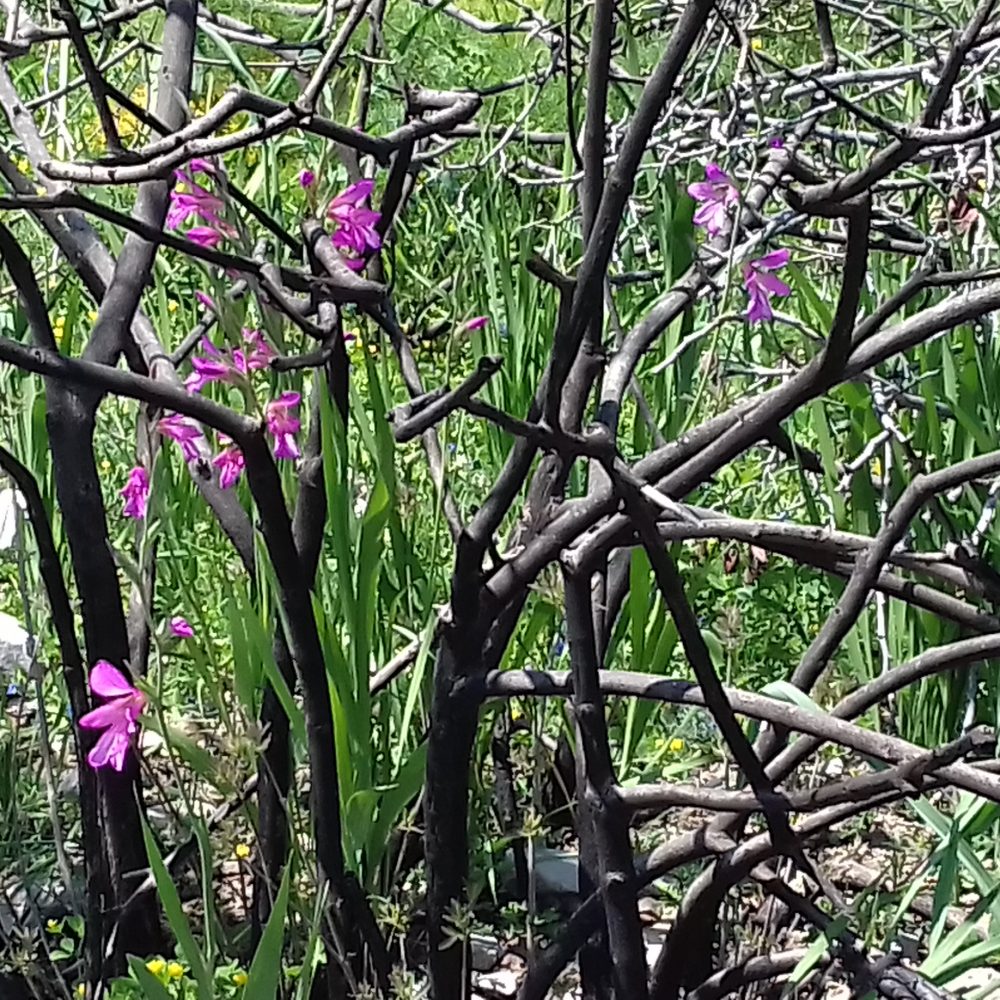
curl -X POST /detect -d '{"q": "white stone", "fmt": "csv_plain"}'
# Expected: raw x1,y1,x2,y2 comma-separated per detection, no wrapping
0,612,30,675
0,488,26,551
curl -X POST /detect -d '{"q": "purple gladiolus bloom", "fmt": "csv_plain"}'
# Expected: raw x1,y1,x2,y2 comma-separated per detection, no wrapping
166,189,225,231
121,466,150,520
464,316,489,332
78,661,146,772
742,249,791,323
300,169,316,189
265,391,302,460
242,329,275,371
185,226,225,249
213,435,245,488
169,616,194,639
328,180,381,261
158,413,203,463
185,338,236,393
687,163,739,236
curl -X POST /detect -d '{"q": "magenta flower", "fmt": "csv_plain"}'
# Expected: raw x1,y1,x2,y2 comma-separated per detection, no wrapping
328,179,381,264
742,249,791,323
195,291,216,311
169,616,194,639
213,435,245,488
265,391,302,460
185,158,216,176
121,466,150,520
158,413,203,463
464,316,489,332
688,163,739,236
769,137,784,149
185,226,225,249
78,661,146,772
166,189,225,231
300,169,316,189
241,329,275,371
185,339,236,393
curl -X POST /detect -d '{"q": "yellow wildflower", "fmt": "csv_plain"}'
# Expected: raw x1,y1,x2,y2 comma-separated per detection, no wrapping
166,962,184,980
75,986,85,999
234,842,251,860
167,300,179,314
233,970,248,986
668,738,685,753
872,457,882,477
87,310,98,324
46,918,60,933
146,958,166,976
53,316,67,347
751,37,763,50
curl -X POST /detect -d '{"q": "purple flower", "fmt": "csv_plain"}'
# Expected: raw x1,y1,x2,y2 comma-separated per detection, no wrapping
121,467,150,520
464,316,489,332
169,616,194,639
185,226,225,249
300,169,316,189
213,435,245,488
265,391,301,460
742,249,791,323
158,413,203,463
166,189,225,231
78,661,145,772
328,180,381,263
241,329,275,371
185,338,236,393
185,158,216,176
769,137,784,149
195,291,216,311
687,163,739,236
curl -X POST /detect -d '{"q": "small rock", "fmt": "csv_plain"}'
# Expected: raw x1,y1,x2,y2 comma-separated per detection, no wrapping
529,846,579,895
474,967,518,998
0,612,30,676
643,925,667,968
471,932,501,971
0,488,26,551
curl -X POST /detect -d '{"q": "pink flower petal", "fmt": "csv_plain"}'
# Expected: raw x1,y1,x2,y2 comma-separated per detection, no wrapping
756,272,791,297
754,248,791,270
88,660,137,699
87,723,131,771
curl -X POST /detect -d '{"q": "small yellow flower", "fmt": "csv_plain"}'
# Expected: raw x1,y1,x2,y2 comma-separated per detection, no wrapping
510,704,523,721
872,457,882,477
166,962,184,980
751,37,763,50
87,310,98,324
75,986,85,999
53,316,67,347
367,344,378,356
167,300,179,314
234,842,251,859
233,970,248,986
35,186,47,197
147,958,166,976
99,459,111,474
668,738,685,753
46,918,60,933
